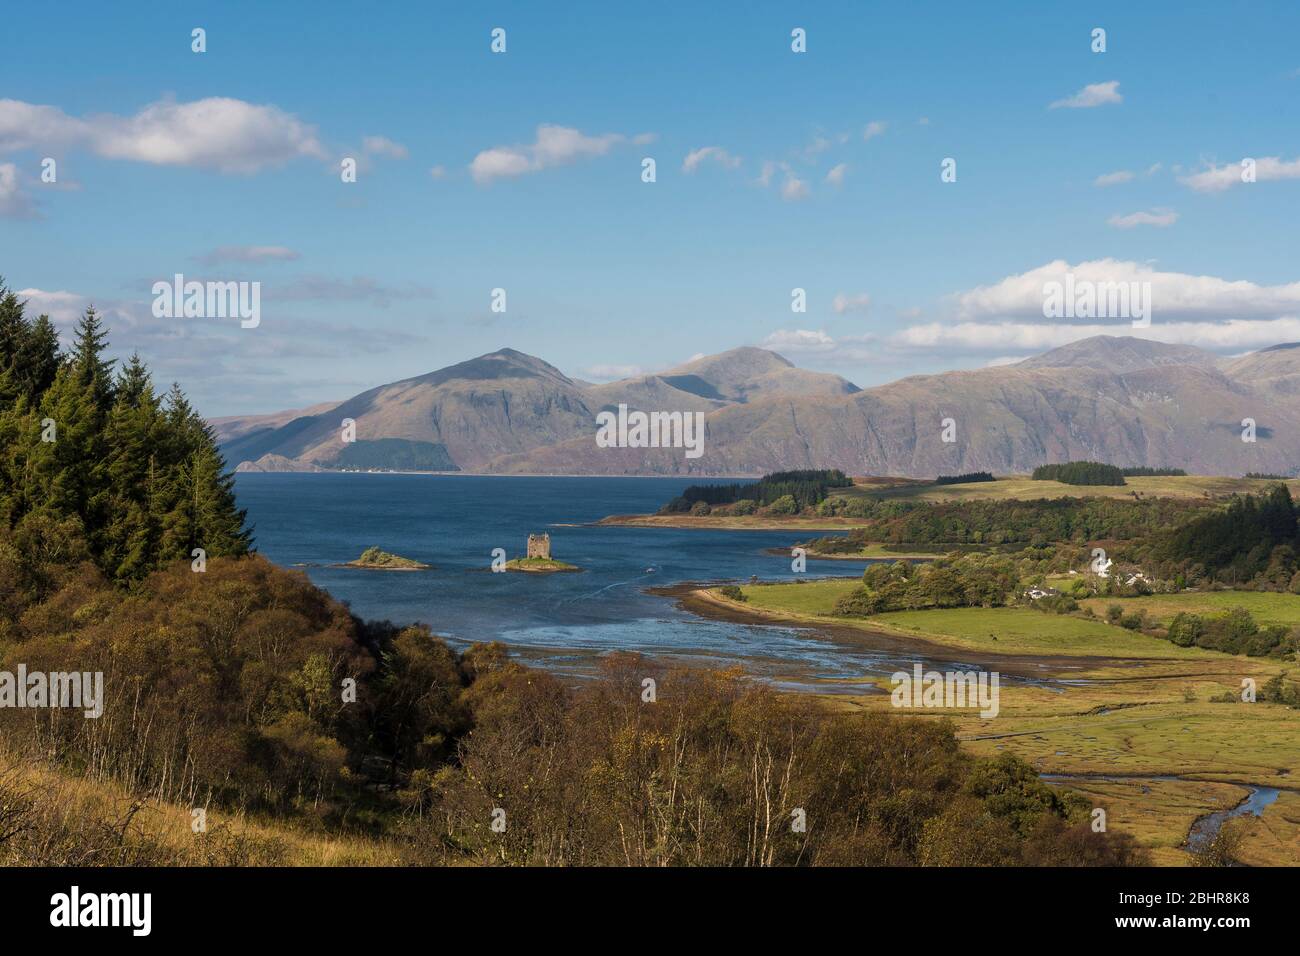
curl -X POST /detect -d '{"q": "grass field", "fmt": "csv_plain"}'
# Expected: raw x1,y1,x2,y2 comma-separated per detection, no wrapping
736,579,1218,659
730,577,1300,864
830,474,1300,504
1079,590,1300,627
810,634,1300,865
1237,790,1300,867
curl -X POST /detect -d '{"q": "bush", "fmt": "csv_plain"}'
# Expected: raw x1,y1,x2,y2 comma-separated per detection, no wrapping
718,585,747,602
766,494,798,516
1029,594,1078,615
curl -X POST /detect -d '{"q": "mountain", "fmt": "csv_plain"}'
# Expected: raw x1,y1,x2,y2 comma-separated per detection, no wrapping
1016,336,1220,374
1220,343,1300,397
232,349,591,473
219,337,1300,478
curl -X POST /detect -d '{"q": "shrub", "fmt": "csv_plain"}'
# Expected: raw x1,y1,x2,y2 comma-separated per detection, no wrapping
766,494,798,516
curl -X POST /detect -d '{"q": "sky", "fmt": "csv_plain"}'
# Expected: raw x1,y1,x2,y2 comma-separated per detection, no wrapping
2,0,1299,416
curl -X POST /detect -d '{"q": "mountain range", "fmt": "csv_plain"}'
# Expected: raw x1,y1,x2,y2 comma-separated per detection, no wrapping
212,337,1300,478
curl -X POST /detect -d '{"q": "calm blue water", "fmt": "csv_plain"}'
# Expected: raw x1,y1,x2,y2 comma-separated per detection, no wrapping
233,474,980,690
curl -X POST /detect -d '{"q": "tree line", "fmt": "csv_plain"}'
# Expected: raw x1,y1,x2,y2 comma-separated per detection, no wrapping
1031,462,1126,485
0,281,250,585
803,495,1212,551
662,469,852,512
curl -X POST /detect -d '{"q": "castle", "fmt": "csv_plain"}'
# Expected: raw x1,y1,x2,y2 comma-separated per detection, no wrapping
526,533,551,559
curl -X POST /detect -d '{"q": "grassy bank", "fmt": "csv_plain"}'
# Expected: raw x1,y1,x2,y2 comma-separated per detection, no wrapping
0,755,403,866
733,579,1217,659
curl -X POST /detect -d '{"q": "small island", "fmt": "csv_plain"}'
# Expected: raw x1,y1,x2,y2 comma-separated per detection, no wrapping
336,546,431,571
504,556,581,573
503,533,581,573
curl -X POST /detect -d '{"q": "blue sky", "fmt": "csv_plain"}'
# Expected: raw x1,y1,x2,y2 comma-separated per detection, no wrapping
2,0,1299,415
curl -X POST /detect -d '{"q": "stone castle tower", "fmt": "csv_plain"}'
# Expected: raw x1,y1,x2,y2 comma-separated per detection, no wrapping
527,533,551,559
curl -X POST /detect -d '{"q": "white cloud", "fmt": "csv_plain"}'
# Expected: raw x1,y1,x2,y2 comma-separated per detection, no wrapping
802,133,842,158
1179,156,1300,192
0,100,85,152
762,329,836,352
1094,170,1134,187
760,328,880,366
825,163,849,187
470,125,628,184
832,292,870,314
781,176,810,201
429,165,447,179
682,145,742,174
1049,80,1122,109
893,317,1300,354
197,245,301,264
1108,208,1178,228
15,288,91,328
953,259,1300,322
862,121,887,141
881,259,1300,358
361,135,408,160
0,162,37,219
0,97,328,173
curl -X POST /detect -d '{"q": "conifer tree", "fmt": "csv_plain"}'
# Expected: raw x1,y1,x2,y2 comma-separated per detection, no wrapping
0,291,252,581
70,306,115,412
16,313,62,400
102,355,161,581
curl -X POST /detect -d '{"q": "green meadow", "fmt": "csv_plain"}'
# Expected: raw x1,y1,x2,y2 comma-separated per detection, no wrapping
735,579,1217,659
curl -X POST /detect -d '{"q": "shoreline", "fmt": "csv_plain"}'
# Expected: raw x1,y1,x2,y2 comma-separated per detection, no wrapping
651,582,1126,677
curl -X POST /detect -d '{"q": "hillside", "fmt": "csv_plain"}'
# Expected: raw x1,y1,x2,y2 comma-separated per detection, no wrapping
225,346,861,473
219,336,1300,478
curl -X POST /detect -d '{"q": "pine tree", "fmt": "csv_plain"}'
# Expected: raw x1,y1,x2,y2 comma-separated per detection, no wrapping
102,356,161,582
16,313,61,401
0,284,29,409
156,386,251,563
28,363,105,533
70,306,115,411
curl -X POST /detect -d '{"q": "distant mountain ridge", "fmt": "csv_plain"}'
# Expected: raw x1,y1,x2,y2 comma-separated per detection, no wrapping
217,336,1300,478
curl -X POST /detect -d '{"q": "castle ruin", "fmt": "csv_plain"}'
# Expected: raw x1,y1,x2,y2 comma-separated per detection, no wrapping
527,533,551,559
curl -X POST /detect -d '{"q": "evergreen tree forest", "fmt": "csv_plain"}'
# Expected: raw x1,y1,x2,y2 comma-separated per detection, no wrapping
0,281,250,586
